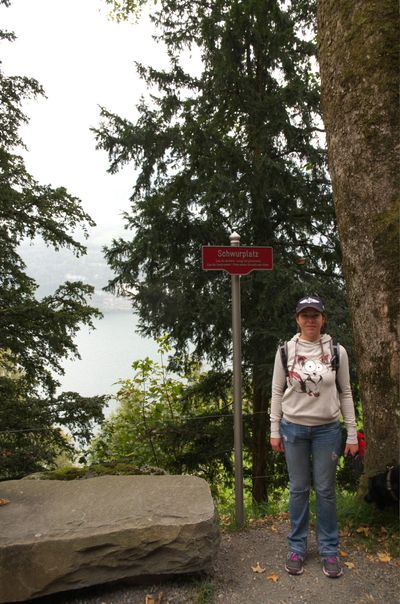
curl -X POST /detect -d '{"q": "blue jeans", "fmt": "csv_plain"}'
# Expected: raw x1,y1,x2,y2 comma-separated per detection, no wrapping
280,418,342,558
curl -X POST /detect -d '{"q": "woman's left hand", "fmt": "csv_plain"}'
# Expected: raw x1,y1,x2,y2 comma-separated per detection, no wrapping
344,443,359,456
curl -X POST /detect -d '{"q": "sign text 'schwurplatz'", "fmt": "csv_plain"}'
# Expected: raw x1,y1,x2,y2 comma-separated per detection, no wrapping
202,246,273,275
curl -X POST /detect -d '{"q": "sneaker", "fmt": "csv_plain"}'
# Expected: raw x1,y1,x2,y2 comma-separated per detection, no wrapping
322,556,343,578
285,552,304,575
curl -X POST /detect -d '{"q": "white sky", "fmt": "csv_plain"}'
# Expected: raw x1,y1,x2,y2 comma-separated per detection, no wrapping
1,0,170,245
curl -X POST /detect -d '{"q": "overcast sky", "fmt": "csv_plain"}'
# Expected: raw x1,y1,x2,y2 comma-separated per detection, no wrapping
0,0,177,390
1,0,170,245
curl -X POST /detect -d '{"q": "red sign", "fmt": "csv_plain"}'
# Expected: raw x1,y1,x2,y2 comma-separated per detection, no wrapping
202,246,273,275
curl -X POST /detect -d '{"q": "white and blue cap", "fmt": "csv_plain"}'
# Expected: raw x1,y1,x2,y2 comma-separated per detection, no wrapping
296,295,325,314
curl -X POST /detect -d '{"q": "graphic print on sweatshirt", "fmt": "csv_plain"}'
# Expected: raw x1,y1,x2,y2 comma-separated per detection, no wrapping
288,352,332,397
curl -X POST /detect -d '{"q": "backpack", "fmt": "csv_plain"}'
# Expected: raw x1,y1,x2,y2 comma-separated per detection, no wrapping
279,339,342,393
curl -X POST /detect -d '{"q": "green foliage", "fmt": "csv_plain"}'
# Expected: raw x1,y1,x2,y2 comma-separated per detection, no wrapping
95,0,346,367
0,374,107,480
104,0,149,22
89,336,235,486
89,337,290,501
0,10,108,479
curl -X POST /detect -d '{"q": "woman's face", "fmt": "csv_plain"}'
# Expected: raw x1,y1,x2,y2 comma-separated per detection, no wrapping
296,309,325,341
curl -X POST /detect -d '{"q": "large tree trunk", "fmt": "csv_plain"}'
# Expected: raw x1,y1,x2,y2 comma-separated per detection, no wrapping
317,1,399,477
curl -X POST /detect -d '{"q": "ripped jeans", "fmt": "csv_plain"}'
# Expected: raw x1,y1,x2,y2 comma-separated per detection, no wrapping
280,418,342,558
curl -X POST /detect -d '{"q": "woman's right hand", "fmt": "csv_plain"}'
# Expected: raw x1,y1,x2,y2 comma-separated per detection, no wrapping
270,437,285,453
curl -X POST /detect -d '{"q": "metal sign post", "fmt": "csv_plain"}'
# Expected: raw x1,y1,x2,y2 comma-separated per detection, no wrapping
201,234,273,528
230,231,244,527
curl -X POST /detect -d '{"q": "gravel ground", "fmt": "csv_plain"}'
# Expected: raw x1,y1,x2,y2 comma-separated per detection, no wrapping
32,516,400,604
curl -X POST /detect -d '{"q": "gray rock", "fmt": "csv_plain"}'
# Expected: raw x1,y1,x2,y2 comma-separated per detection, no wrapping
0,475,220,602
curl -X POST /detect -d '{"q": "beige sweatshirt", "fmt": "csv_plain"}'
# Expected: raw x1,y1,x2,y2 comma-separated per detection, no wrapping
270,333,358,444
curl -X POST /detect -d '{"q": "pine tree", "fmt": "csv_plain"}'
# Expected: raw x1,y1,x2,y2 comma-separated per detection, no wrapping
0,2,107,479
95,0,348,501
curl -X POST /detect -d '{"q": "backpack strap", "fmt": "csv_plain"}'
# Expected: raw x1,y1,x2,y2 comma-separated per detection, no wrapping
330,340,342,394
279,341,289,378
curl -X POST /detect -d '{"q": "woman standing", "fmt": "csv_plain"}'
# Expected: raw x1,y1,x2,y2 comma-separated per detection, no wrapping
270,295,358,578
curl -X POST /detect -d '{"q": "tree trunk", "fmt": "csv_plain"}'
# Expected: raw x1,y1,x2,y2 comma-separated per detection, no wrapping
317,0,399,477
252,371,268,502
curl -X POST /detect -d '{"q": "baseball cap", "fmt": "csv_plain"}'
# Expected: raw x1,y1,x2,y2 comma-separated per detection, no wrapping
296,295,325,314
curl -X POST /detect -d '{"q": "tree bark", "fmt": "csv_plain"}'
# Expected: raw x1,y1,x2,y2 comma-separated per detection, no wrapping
252,371,268,502
317,0,399,476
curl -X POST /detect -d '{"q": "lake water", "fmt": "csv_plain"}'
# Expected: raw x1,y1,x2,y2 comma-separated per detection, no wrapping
58,312,159,416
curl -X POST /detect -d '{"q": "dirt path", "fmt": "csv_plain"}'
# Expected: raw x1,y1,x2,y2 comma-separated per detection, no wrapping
213,518,399,604
37,517,400,604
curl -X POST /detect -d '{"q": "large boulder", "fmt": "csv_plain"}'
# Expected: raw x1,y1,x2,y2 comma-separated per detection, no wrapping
0,475,220,602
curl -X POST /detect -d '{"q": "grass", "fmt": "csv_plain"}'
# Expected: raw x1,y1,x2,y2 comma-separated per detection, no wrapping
216,485,289,531
192,580,216,603
336,490,400,557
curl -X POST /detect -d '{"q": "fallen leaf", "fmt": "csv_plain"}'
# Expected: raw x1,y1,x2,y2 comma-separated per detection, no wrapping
339,550,349,558
266,573,280,582
377,552,391,563
251,562,266,573
145,596,164,604
0,499,10,506
252,517,270,526
344,562,355,569
266,512,289,522
356,526,371,536
270,525,278,532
